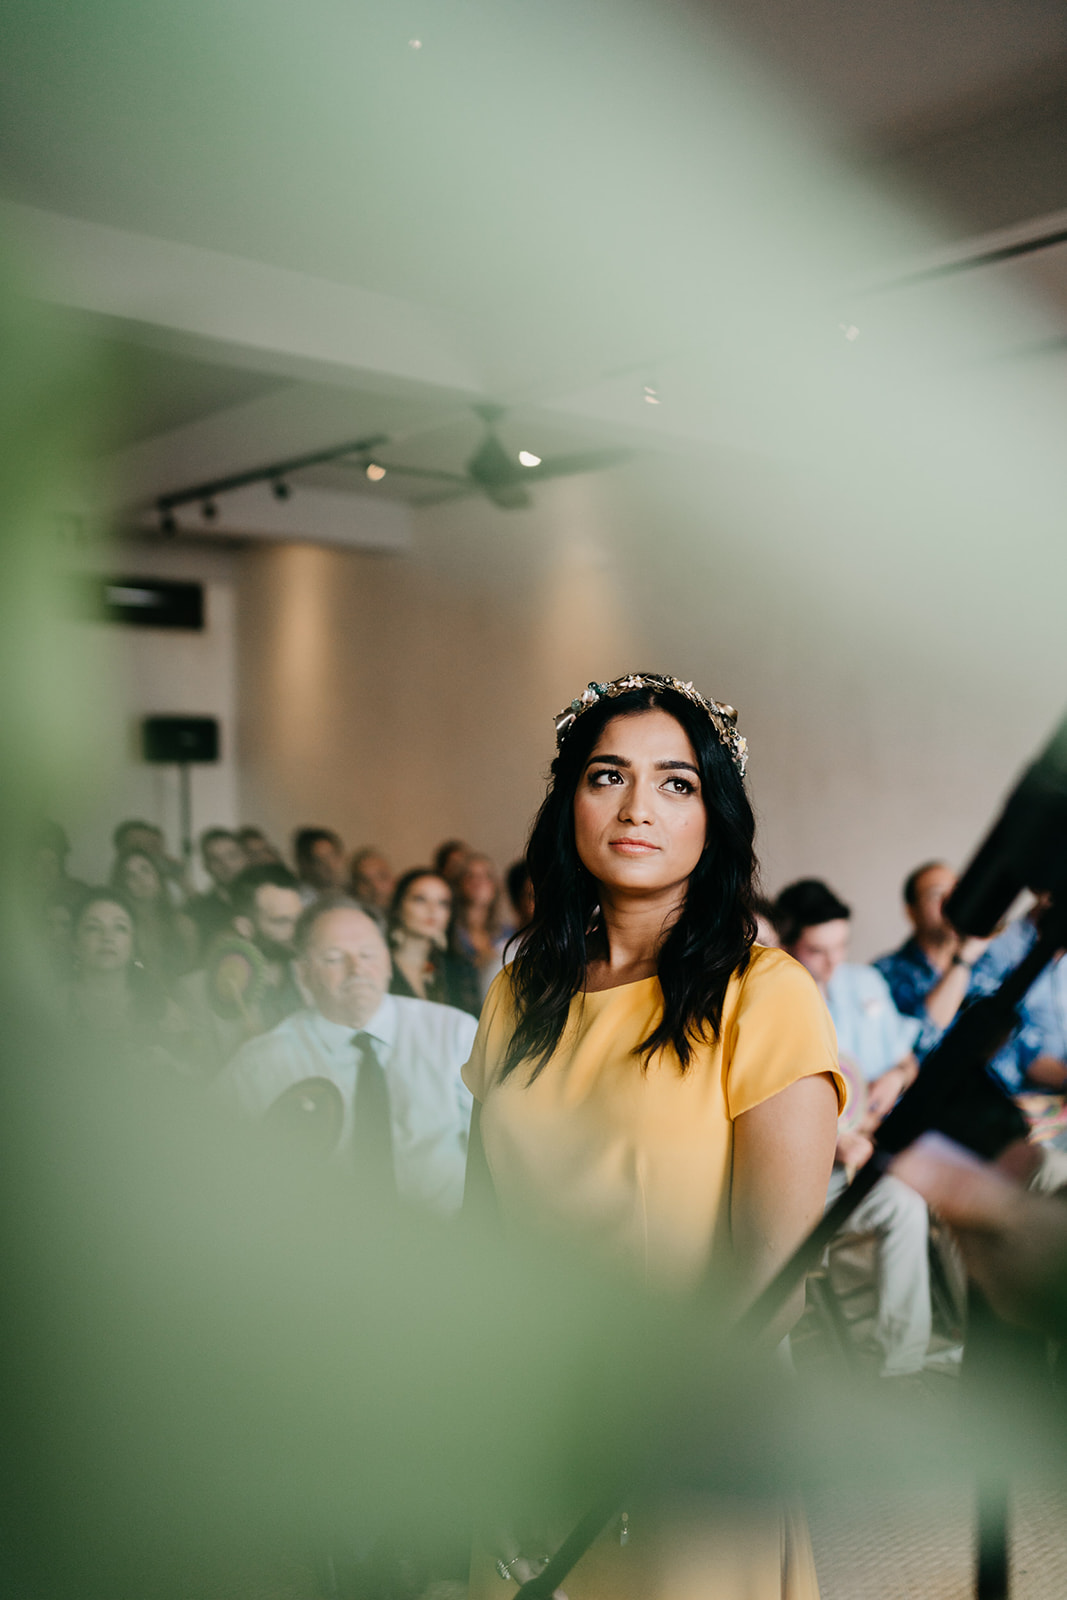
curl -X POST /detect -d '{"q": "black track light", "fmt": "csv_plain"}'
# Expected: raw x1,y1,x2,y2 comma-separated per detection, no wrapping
160,510,177,536
272,478,291,500
201,499,218,520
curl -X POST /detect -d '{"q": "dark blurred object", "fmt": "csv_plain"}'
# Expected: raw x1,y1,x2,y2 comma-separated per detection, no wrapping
142,715,220,764
142,717,221,871
946,713,1067,938
262,1076,345,1159
68,575,204,630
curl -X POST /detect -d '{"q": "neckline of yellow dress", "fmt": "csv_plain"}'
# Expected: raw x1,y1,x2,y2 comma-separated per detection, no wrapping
579,974,660,1000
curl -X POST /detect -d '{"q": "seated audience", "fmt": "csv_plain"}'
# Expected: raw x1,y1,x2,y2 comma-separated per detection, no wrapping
293,826,347,902
215,898,476,1214
969,899,1067,1118
41,890,76,980
895,1133,1067,1340
505,858,535,935
350,846,396,914
776,877,932,1378
432,838,469,887
179,862,305,1072
454,852,514,1002
387,868,480,1016
61,889,190,1065
31,818,86,905
187,828,249,950
111,846,198,981
874,860,993,1058
236,825,283,866
112,818,187,902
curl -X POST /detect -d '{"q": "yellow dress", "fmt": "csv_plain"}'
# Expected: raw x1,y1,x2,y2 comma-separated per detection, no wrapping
462,943,844,1600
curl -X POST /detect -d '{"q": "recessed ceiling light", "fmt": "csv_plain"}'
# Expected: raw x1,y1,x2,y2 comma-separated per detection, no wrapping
839,323,860,342
643,385,660,405
409,38,422,49
518,450,541,467
366,462,387,482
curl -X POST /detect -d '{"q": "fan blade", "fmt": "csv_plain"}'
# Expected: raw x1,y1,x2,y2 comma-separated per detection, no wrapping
484,482,532,510
467,431,523,488
522,449,633,482
411,486,475,508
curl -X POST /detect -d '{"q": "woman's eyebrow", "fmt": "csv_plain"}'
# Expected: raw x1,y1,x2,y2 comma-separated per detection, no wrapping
586,753,630,767
655,760,699,773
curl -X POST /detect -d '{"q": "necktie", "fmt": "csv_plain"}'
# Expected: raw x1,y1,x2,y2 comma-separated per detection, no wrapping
350,1032,396,1194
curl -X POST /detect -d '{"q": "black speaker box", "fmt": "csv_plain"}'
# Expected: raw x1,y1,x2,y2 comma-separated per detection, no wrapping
142,716,220,764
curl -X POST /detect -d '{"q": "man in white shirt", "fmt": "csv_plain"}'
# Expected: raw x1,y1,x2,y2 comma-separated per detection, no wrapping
217,897,476,1216
777,878,932,1378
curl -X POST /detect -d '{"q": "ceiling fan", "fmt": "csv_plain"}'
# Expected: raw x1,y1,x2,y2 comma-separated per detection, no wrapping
352,404,633,510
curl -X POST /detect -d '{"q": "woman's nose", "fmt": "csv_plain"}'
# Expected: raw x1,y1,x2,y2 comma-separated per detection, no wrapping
618,782,655,824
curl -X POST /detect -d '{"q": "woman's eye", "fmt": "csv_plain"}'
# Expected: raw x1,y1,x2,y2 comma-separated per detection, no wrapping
665,777,696,795
589,769,621,786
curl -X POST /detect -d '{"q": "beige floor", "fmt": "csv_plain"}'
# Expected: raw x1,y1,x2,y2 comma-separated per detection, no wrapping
809,1480,1067,1600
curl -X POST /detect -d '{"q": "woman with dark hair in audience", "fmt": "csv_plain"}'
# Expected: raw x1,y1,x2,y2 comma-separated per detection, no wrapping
387,868,481,1017
453,852,514,1001
432,838,469,887
462,673,844,1600
110,847,198,982
504,857,535,936
62,889,191,1063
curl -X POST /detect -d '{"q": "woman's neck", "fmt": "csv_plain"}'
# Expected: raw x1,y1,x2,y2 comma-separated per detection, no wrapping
463,903,491,934
79,966,129,995
586,886,685,989
394,933,435,995
396,931,433,965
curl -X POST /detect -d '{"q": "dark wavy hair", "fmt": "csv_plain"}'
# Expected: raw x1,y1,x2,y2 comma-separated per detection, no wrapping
501,679,758,1081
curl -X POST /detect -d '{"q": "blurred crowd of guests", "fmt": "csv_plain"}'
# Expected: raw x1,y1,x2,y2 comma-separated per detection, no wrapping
33,816,533,1069
30,815,1067,1376
757,865,1067,1381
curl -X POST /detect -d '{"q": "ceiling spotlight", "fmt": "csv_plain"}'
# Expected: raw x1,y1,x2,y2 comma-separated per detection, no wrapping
518,450,542,468
839,323,860,342
201,499,218,520
272,478,291,500
365,462,387,482
160,510,177,536
409,37,422,48
643,385,660,405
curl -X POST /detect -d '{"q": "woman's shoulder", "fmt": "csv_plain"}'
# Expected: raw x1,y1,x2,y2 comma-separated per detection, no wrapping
728,943,829,1025
737,941,817,990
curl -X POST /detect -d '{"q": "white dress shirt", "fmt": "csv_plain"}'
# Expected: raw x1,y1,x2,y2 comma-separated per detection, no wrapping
216,994,477,1214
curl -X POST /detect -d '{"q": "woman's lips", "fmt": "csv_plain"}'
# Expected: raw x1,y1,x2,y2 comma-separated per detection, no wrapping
609,838,660,854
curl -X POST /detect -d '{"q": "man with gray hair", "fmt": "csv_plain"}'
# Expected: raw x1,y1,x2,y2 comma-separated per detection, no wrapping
216,896,476,1215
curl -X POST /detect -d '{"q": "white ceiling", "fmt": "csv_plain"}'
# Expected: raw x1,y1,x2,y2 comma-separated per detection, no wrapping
2,0,1065,540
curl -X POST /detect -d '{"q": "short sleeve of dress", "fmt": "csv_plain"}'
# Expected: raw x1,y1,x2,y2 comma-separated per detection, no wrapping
461,966,516,1102
724,947,846,1120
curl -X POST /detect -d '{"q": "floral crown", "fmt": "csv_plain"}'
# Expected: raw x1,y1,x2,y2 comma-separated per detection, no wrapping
552,672,748,778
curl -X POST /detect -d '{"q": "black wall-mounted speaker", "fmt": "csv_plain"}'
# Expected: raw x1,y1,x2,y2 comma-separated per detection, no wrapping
70,577,205,630
142,715,220,764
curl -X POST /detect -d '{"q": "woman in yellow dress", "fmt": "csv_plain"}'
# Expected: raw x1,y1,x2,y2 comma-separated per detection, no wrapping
463,672,845,1600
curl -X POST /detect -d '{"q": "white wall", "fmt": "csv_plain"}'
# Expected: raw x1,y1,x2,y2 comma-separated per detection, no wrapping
61,540,240,886
228,451,1066,961
64,424,1065,958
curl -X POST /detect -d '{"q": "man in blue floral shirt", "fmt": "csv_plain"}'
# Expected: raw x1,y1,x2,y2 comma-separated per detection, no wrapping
874,861,993,1060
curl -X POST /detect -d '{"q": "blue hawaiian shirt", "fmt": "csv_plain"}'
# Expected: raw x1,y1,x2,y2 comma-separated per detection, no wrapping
872,937,955,1060
970,918,1067,1093
874,922,1052,1091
